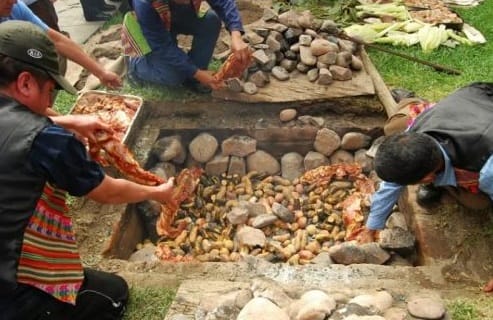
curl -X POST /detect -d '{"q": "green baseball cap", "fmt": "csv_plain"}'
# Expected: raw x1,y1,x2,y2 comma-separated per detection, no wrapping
0,20,77,94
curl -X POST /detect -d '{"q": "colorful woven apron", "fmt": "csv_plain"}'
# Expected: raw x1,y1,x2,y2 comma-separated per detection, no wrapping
122,0,204,57
17,183,84,305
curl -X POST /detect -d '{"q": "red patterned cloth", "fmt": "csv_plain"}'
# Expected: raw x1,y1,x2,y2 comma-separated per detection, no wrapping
17,183,84,305
454,168,480,193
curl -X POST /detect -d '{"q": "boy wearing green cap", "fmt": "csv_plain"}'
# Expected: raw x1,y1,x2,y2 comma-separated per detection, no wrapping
0,20,175,319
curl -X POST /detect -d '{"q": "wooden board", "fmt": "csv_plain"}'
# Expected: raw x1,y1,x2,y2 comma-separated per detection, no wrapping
212,67,375,103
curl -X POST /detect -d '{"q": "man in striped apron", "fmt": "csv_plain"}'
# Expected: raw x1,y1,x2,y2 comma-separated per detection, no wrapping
0,21,175,319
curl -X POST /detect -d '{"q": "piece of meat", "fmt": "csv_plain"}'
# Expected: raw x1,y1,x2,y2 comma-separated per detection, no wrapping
214,50,253,81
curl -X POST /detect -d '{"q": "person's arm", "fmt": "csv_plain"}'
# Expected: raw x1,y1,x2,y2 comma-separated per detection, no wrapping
49,114,113,142
11,2,121,88
207,0,243,33
230,30,248,52
87,175,174,204
46,29,122,88
207,0,249,61
229,30,250,64
357,181,404,243
484,279,493,292
478,154,493,200
30,126,175,205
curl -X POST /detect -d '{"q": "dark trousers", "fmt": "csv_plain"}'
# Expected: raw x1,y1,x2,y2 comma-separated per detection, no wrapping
0,268,129,320
28,0,60,31
80,0,107,19
28,0,67,76
128,5,221,86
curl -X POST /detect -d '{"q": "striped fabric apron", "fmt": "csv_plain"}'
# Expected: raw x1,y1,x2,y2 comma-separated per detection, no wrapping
17,183,84,305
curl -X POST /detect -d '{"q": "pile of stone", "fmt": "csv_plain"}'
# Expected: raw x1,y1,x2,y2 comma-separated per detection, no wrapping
171,277,449,320
226,9,364,94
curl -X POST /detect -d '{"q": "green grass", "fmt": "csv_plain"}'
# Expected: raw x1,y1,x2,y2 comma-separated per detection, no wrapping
364,1,493,101
53,91,77,114
285,0,493,101
120,81,201,102
124,286,176,320
449,300,480,320
447,297,493,320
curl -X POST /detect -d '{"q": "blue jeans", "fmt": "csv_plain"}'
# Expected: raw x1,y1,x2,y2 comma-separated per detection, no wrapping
128,6,221,87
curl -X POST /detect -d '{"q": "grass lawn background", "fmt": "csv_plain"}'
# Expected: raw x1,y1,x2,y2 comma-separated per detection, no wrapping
366,0,493,101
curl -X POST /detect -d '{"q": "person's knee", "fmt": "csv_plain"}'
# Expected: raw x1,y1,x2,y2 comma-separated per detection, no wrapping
128,57,185,86
384,114,409,136
82,269,129,302
202,10,221,35
462,196,492,211
444,187,492,210
112,274,129,300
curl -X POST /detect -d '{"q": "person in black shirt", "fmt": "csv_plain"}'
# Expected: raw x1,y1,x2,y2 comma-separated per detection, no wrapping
0,21,175,319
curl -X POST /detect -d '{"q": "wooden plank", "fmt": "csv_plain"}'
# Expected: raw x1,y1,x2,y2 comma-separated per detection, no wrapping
359,49,398,117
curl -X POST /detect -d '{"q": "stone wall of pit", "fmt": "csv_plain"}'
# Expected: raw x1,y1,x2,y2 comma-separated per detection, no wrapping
115,110,417,268
148,114,379,181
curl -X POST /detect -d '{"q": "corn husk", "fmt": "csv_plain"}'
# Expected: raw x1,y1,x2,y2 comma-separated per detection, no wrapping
402,21,425,33
373,31,420,46
355,3,410,21
447,29,474,46
344,24,380,43
418,24,448,53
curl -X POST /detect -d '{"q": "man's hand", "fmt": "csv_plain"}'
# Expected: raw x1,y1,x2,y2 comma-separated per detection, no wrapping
230,31,250,65
71,115,113,143
194,69,224,90
98,70,122,89
155,177,175,204
484,279,493,292
356,227,377,244
51,114,113,144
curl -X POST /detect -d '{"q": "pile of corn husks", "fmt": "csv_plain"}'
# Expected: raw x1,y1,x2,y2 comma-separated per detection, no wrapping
343,1,484,53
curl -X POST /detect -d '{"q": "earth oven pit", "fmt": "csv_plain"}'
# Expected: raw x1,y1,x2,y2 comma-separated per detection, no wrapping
100,97,489,275
102,97,407,261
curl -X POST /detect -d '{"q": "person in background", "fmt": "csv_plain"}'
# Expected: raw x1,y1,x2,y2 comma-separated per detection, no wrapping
20,0,71,76
0,0,122,89
124,0,250,93
80,0,117,22
355,82,493,292
21,0,60,30
0,20,175,319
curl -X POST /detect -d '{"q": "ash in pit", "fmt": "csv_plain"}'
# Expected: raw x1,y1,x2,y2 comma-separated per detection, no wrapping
131,131,417,266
